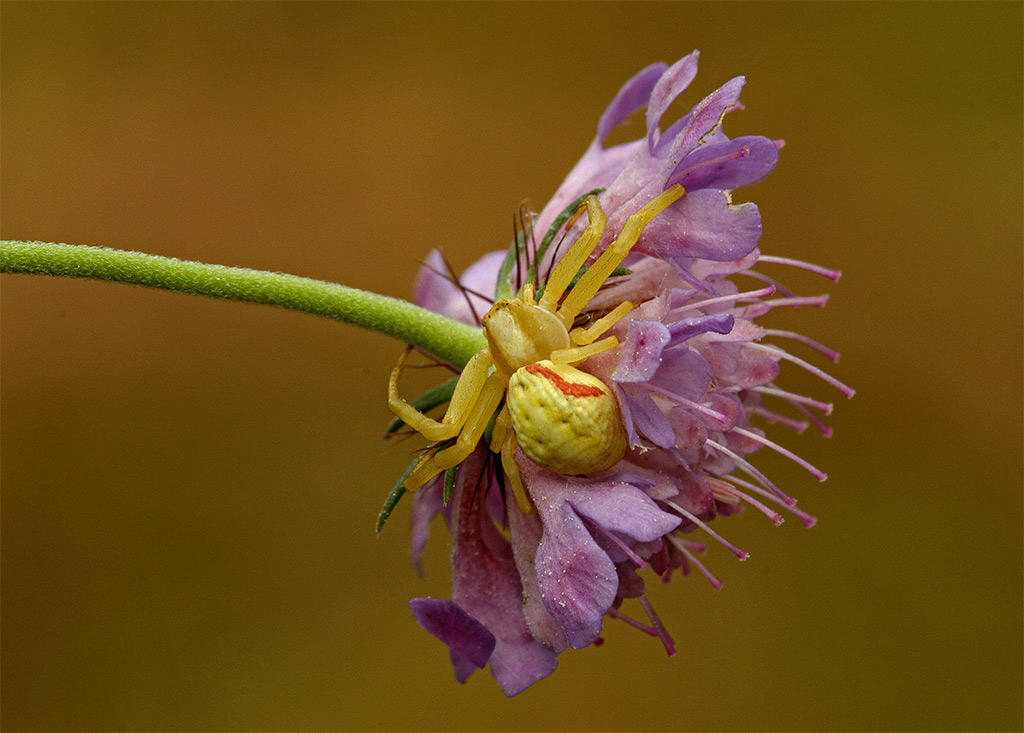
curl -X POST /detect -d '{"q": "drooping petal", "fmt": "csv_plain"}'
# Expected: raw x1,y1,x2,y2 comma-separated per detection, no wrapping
520,459,619,649
522,458,682,648
449,450,558,695
507,495,569,653
409,598,496,676
565,478,682,544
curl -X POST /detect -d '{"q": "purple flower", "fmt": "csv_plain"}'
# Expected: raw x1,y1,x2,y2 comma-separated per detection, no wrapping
394,53,852,695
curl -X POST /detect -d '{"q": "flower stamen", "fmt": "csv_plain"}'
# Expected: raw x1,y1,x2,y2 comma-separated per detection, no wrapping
764,329,840,362
709,477,784,526
750,405,810,433
664,499,749,560
671,284,776,314
705,438,796,506
747,342,856,398
757,254,842,281
646,383,730,424
667,534,723,589
726,475,817,528
731,426,828,482
637,594,676,657
754,385,834,415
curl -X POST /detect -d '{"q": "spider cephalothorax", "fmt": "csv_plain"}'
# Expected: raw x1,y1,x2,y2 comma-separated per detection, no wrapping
388,184,684,511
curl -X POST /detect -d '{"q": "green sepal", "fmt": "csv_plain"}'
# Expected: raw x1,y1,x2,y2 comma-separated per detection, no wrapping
376,458,418,534
383,376,459,437
443,466,457,504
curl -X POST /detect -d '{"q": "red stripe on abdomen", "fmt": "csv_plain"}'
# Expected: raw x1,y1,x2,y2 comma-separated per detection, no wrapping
524,363,604,398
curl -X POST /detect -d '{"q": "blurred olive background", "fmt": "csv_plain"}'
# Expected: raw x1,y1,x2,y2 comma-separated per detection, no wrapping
2,3,1021,731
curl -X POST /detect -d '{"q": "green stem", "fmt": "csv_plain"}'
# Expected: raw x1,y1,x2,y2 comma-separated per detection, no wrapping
0,240,486,369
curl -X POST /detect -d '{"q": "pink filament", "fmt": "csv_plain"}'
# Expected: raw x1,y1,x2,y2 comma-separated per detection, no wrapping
755,385,834,415
750,405,810,433
749,343,856,398
665,499,749,560
764,329,840,362
731,426,828,482
727,475,818,528
757,254,842,281
710,478,783,526
758,294,830,310
638,594,676,657
705,438,796,506
646,383,729,424
673,284,776,314
667,534,723,589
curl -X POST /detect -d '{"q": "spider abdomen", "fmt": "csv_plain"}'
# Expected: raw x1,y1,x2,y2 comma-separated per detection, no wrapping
507,360,626,475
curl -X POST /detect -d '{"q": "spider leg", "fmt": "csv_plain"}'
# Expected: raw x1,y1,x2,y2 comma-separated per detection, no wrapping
500,431,534,514
404,370,507,490
556,184,685,326
388,347,492,442
570,301,635,345
550,336,620,365
538,196,606,314
489,404,512,453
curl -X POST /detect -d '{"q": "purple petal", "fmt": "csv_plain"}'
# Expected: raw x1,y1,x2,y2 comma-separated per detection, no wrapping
409,475,445,576
668,136,779,192
646,52,700,151
522,459,682,649
666,312,735,347
667,408,710,463
598,62,668,145
621,384,676,449
637,188,762,263
649,347,713,402
449,449,558,696
565,479,682,544
666,76,746,163
612,383,643,448
409,598,496,674
507,496,569,653
450,650,479,684
521,459,618,649
611,320,671,383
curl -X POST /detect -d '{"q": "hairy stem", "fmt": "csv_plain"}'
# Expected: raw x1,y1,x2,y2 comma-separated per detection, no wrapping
1,240,486,369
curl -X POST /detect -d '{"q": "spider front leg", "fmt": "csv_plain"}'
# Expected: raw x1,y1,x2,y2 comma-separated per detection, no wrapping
404,369,507,490
538,195,606,314
388,346,492,443
557,184,685,325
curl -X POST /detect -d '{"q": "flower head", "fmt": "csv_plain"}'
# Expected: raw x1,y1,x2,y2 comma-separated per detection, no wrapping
390,51,852,696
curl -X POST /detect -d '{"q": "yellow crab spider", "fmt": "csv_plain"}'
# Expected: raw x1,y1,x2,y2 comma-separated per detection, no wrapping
389,184,686,512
